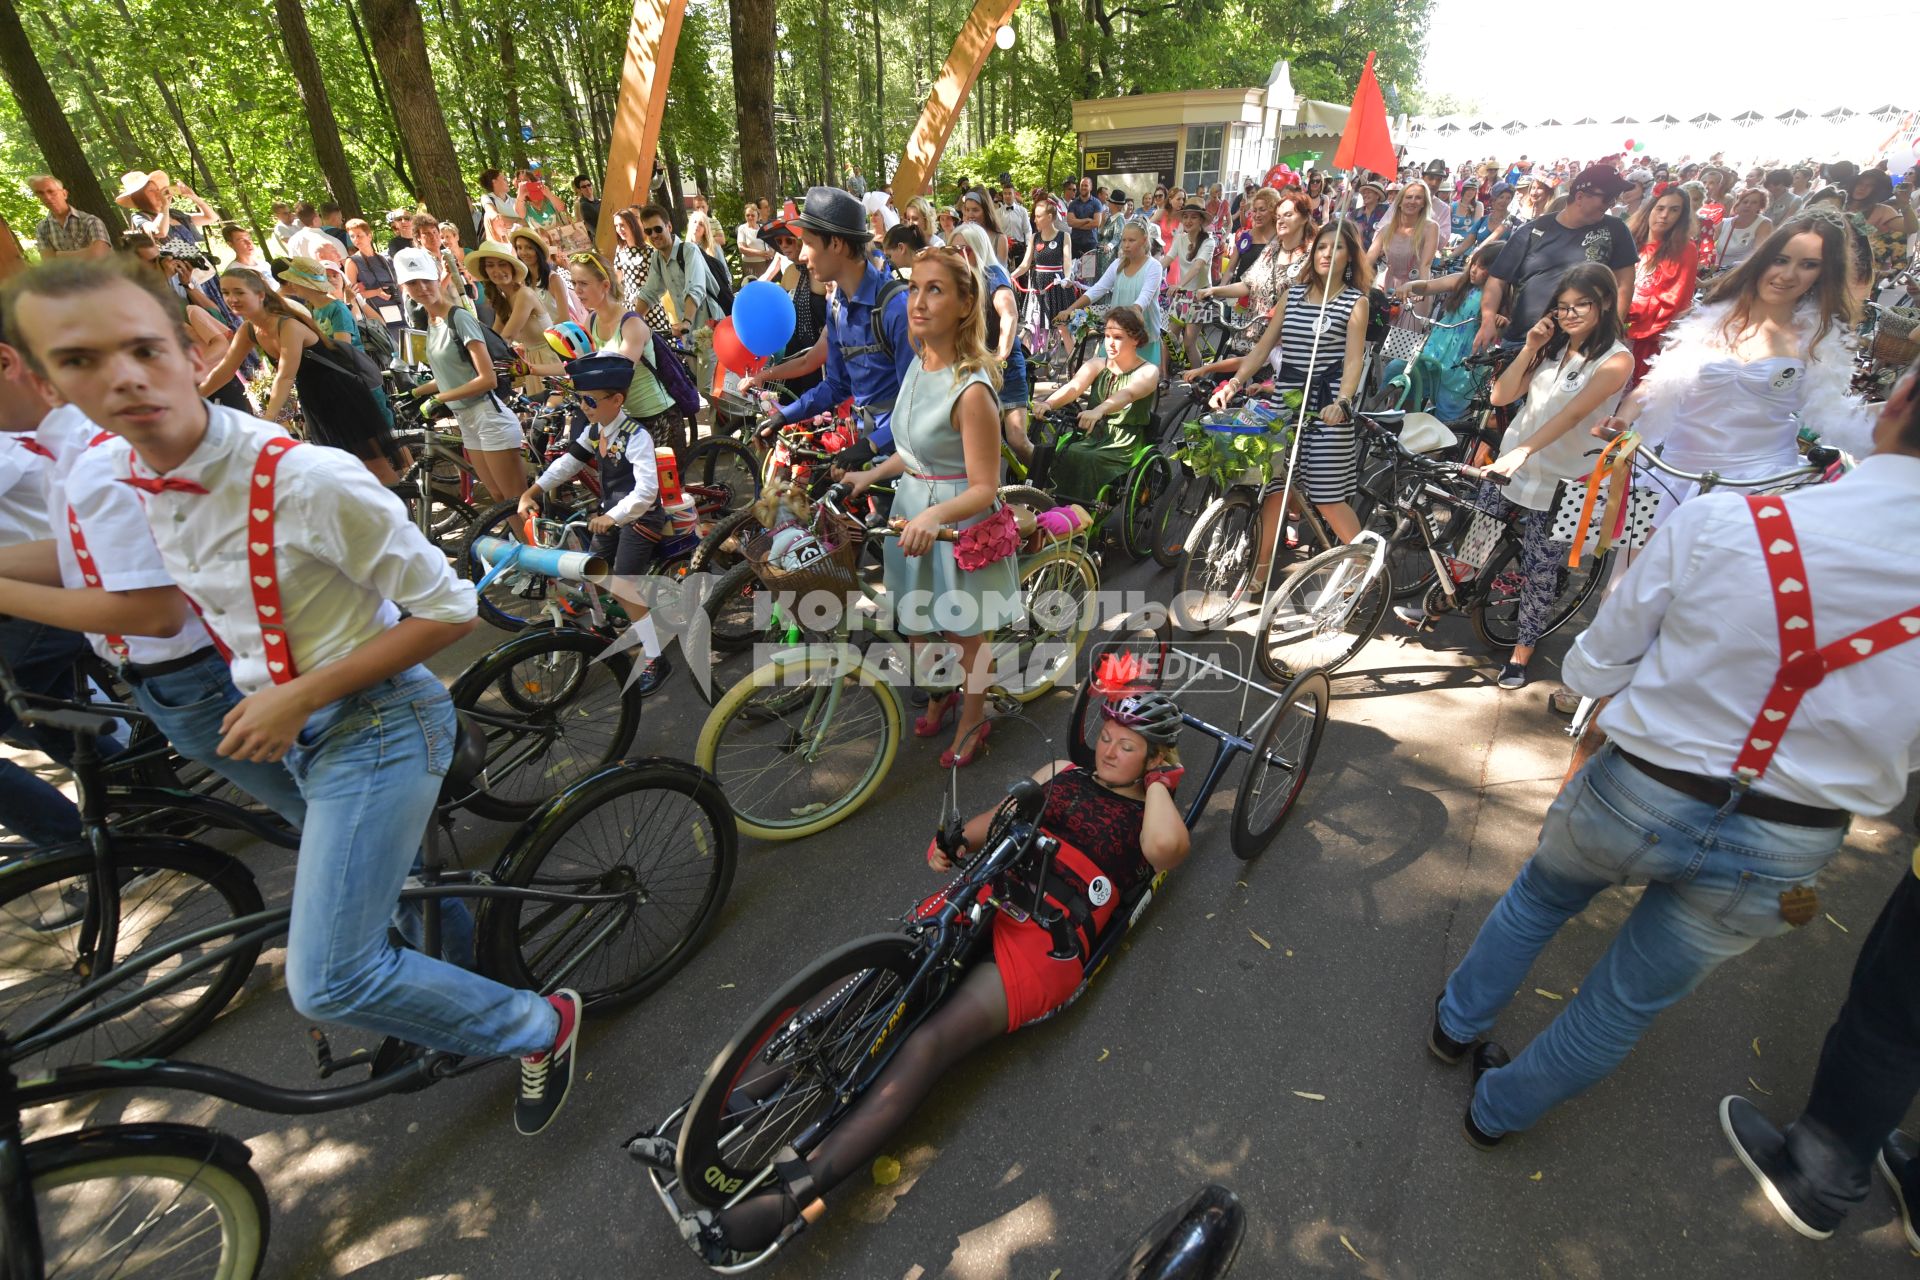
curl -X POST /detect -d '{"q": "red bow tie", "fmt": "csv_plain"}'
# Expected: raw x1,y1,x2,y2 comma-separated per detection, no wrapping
117,474,209,496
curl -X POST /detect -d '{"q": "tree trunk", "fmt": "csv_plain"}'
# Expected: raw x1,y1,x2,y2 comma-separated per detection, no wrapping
273,0,363,218
0,0,118,230
217,134,266,244
363,0,471,234
345,0,414,196
729,0,778,203
870,0,884,179
35,12,139,172
498,18,529,171
531,24,588,183
817,0,836,184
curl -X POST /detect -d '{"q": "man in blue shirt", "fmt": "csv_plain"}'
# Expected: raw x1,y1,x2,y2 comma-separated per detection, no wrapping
768,187,912,466
1064,176,1106,282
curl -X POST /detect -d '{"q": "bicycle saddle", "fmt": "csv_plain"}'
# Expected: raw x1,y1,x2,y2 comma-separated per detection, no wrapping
440,712,490,806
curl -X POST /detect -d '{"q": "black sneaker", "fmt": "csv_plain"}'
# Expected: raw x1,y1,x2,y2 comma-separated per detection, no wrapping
1496,662,1528,690
1879,1130,1920,1251
634,655,673,698
515,989,581,1136
1463,1042,1511,1150
1429,993,1475,1065
1719,1096,1839,1240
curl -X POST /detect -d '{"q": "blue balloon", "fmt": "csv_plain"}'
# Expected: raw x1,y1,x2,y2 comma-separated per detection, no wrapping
732,280,797,358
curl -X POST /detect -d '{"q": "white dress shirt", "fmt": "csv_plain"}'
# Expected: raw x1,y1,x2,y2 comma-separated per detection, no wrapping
1564,452,1920,815
0,433,51,547
534,412,660,527
95,406,476,696
38,406,212,666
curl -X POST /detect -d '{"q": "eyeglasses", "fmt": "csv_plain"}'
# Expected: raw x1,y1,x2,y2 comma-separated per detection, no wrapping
578,393,607,408
643,225,670,238
1550,300,1596,317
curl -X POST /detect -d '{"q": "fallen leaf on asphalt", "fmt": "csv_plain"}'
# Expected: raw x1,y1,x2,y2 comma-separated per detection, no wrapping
1339,1234,1365,1261
1535,988,1564,1000
1097,1048,1109,1062
1236,880,1248,888
1286,949,1294,957
1748,1077,1772,1096
720,983,736,989
1047,1271,1062,1280
1205,912,1217,920
1752,1038,1762,1057
1826,913,1849,933
1250,929,1273,949
1530,1171,1543,1181
872,1155,901,1186
1293,1091,1326,1101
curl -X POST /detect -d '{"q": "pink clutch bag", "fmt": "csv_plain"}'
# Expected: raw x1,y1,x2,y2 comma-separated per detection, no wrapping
952,505,1019,571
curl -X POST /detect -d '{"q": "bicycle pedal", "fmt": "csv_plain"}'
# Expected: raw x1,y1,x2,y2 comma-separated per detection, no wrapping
308,1027,375,1078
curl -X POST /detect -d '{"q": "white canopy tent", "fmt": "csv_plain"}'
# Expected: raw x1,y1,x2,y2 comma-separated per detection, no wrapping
1398,107,1920,172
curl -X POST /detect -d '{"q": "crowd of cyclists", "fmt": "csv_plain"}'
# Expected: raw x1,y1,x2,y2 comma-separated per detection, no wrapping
1,128,1918,1273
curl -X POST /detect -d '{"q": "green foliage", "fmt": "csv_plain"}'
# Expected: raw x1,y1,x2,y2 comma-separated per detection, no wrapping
1172,388,1303,489
0,0,1430,249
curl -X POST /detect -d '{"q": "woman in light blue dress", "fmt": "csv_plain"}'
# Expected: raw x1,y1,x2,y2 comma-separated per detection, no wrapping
1053,220,1166,366
846,248,1021,767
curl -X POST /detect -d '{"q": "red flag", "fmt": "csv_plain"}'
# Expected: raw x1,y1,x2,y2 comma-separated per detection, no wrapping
1333,52,1398,179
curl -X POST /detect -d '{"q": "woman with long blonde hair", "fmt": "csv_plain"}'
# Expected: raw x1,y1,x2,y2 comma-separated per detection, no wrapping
844,247,1019,768
1369,179,1437,303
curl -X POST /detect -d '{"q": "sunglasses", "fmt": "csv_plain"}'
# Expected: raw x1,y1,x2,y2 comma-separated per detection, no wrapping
578,392,610,408
643,225,670,238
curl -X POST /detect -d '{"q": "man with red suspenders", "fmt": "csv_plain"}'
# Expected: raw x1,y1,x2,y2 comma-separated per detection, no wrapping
1428,358,1920,1152
0,258,581,1136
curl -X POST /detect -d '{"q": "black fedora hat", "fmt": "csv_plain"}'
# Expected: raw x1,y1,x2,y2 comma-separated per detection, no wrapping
793,186,871,241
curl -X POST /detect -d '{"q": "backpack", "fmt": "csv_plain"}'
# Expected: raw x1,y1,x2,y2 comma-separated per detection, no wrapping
643,330,703,420
868,277,909,362
678,241,734,317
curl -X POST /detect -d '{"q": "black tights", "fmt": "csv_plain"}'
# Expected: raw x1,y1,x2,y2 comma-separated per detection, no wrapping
717,963,1009,1251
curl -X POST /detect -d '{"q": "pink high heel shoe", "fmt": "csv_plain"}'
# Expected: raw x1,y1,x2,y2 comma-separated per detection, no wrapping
914,691,959,738
941,719,992,769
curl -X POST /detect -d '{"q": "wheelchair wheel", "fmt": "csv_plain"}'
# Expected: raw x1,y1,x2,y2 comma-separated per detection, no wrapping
1118,453,1174,562
1151,468,1219,569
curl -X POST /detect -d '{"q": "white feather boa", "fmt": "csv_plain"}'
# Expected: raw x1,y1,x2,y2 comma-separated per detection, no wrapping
1636,300,1876,458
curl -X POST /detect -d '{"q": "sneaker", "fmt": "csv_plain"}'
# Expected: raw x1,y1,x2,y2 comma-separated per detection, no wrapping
1463,1042,1510,1150
1496,662,1528,690
515,989,582,1136
633,655,673,698
1879,1131,1920,1251
1394,604,1437,633
1428,993,1475,1065
1719,1096,1839,1240
626,1132,677,1174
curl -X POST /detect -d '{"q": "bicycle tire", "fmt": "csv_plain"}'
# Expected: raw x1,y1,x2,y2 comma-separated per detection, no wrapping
479,759,736,1011
1229,666,1330,859
458,499,570,633
1118,453,1173,562
1150,469,1219,569
0,839,264,1073
992,543,1099,703
1254,543,1391,681
28,1123,270,1280
1173,489,1258,632
1362,494,1449,603
696,650,902,841
997,483,1055,513
1067,609,1175,771
675,933,924,1209
449,628,644,822
682,438,761,517
688,506,761,576
1469,541,1613,652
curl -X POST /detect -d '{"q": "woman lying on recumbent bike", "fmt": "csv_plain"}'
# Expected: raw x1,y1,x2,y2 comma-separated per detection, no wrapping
635,687,1192,1264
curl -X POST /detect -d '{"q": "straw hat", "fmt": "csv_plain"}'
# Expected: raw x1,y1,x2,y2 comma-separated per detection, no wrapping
507,225,550,262
279,257,331,293
116,169,162,204
464,240,528,284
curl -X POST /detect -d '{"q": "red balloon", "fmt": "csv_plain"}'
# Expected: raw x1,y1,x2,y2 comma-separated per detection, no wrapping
713,317,763,376
1623,138,1635,150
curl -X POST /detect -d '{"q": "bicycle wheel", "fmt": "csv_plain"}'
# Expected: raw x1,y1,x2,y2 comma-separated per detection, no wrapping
1470,541,1613,652
676,933,924,1209
458,499,576,633
29,1124,270,1279
683,438,761,517
991,544,1098,702
1118,453,1173,562
480,759,736,1011
688,506,762,575
1067,609,1174,771
449,628,644,822
696,651,902,842
1254,543,1391,681
1173,489,1257,632
0,839,264,1072
1230,667,1330,859
1151,468,1218,569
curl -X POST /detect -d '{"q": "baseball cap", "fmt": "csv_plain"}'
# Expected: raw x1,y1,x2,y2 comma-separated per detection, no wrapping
1570,164,1629,200
393,247,441,285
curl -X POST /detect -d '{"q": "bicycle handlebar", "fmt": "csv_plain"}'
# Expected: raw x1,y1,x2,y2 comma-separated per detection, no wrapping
0,647,121,738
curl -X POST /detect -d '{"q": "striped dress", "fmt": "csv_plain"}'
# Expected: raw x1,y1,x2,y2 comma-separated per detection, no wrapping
1261,283,1364,504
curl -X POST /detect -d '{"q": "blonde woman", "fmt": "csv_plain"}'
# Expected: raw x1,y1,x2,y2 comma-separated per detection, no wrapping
467,239,555,351
844,247,1020,768
1369,179,1438,303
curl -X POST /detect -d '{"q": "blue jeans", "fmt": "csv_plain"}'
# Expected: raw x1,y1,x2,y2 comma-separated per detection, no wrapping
0,618,119,848
126,649,308,827
282,666,555,1058
1439,745,1845,1136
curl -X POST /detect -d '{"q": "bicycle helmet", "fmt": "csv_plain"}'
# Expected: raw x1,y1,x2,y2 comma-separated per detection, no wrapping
1101,688,1184,746
543,320,593,361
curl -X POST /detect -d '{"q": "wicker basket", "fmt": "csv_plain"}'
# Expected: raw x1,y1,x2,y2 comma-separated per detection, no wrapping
742,508,867,600
1871,307,1920,369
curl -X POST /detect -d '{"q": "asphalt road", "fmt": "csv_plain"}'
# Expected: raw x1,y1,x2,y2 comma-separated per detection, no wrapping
27,549,1920,1280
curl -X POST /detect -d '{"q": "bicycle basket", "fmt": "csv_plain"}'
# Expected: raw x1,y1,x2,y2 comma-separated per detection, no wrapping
742,507,867,600
1379,314,1429,366
1871,307,1919,368
1549,478,1659,559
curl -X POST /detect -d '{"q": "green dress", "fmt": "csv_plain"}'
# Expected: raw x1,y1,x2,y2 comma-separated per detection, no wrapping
883,361,1023,638
1050,364,1154,502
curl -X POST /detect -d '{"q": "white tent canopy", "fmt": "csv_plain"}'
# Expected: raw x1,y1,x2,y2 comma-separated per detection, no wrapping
1398,105,1919,170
